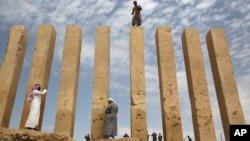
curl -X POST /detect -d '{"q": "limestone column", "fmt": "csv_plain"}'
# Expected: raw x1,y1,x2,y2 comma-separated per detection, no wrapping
155,27,183,141
206,29,245,141
0,25,28,127
54,25,82,137
130,27,147,140
19,24,56,130
182,29,216,141
90,26,110,139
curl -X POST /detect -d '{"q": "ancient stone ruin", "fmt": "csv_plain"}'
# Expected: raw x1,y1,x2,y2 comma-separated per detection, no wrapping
0,25,245,141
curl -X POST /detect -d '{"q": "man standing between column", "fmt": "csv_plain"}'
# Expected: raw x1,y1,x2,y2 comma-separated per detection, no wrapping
104,98,118,139
158,133,162,141
25,84,47,131
151,132,157,141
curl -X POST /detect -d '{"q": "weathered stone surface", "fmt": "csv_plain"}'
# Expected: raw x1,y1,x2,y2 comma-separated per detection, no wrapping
155,26,183,141
0,25,28,127
182,29,216,141
54,25,82,137
206,28,245,141
91,26,110,139
19,24,56,130
0,127,75,141
130,27,147,140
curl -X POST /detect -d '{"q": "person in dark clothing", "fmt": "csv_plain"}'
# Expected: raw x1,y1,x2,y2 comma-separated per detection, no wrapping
84,134,90,141
187,135,192,141
151,132,157,141
158,133,162,141
123,133,129,137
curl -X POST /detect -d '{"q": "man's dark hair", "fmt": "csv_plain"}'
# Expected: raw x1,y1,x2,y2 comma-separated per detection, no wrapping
37,86,41,91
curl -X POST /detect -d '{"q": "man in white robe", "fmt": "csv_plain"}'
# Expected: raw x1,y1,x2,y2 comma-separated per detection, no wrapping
104,98,118,138
25,84,47,130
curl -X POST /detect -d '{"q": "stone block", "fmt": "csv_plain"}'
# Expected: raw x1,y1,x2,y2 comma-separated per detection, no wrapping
206,28,245,141
54,25,82,137
130,27,147,140
155,26,183,141
91,26,110,139
0,25,28,127
182,28,216,141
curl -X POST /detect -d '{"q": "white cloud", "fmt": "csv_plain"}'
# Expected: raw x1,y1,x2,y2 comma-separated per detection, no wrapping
95,1,116,15
196,0,216,10
80,40,95,68
140,0,158,12
181,0,195,5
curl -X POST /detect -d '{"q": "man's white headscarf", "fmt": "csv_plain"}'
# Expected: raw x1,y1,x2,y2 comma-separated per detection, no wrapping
108,97,115,102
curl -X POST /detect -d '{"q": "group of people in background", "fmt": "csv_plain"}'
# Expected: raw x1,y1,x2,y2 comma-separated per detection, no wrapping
148,132,162,141
124,132,163,141
84,132,163,141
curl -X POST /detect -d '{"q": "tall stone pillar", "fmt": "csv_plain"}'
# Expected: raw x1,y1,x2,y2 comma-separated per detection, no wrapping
0,25,28,127
130,27,147,140
182,29,216,141
155,26,183,141
90,26,110,139
54,25,82,137
19,24,56,130
206,29,245,141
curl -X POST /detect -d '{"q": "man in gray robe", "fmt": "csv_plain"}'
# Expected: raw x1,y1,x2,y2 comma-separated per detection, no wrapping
104,98,118,139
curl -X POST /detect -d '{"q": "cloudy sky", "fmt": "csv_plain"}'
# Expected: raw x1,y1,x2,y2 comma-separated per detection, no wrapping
0,0,249,141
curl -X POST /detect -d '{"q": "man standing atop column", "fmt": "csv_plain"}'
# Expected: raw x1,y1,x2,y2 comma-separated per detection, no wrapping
131,1,142,26
104,98,118,139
